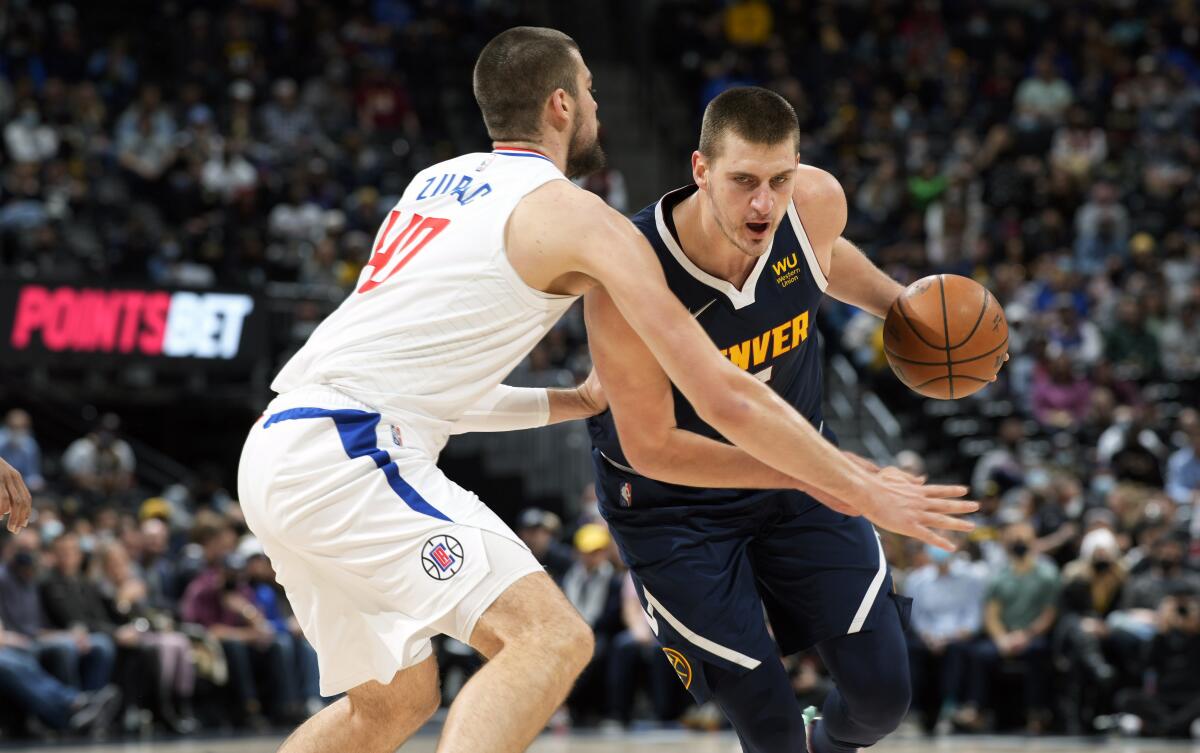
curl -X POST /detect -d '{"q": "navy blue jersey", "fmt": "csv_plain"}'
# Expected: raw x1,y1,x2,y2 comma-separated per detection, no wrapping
588,184,833,508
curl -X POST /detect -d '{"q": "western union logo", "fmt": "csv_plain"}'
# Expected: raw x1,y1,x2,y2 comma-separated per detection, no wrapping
719,310,809,370
772,252,803,287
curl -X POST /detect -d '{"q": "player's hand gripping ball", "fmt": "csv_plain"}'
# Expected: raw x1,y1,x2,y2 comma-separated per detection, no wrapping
883,274,1008,399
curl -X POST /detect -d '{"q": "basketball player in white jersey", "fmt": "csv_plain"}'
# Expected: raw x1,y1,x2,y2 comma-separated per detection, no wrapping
238,27,976,753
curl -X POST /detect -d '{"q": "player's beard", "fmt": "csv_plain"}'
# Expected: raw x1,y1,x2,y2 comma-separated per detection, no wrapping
565,114,606,179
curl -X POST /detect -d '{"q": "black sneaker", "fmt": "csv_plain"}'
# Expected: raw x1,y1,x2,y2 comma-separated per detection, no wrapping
68,685,123,735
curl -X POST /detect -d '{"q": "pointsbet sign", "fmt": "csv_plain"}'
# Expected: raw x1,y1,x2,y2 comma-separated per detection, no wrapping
1,281,266,367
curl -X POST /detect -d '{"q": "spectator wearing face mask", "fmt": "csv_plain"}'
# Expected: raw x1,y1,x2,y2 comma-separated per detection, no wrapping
1114,592,1200,738
904,540,988,734
959,523,1060,732
1055,529,1127,729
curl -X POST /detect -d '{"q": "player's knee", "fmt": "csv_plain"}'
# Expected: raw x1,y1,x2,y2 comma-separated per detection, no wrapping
538,608,595,673
845,669,911,734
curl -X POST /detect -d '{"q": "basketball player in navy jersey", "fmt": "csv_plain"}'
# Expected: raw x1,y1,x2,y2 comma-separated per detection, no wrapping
587,87,976,753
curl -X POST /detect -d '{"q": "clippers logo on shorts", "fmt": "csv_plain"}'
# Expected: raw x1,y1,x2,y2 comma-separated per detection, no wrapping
662,647,692,689
422,535,464,580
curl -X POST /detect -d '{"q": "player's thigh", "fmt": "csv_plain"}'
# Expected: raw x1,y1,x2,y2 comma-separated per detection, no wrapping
750,495,892,649
605,504,776,699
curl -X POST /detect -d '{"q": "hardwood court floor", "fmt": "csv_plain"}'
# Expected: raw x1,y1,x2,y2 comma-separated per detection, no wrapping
4,732,1198,753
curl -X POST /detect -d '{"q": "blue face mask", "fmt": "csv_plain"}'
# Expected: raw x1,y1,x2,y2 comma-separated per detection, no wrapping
928,546,953,564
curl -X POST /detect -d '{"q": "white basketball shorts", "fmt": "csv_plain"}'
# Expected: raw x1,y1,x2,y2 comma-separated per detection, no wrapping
237,386,544,696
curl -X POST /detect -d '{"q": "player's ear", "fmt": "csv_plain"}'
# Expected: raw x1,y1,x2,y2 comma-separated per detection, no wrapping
692,150,707,189
547,88,571,131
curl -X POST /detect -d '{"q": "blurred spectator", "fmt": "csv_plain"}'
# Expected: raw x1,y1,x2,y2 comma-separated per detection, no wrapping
1074,183,1129,275
723,0,773,47
138,515,183,609
260,79,324,156
515,507,575,583
38,533,117,692
904,543,988,734
200,142,257,204
0,615,122,736
563,523,623,725
62,414,136,502
1158,301,1200,383
1114,592,1200,738
1050,107,1107,182
959,523,1059,733
1043,295,1103,367
0,409,45,491
179,523,288,727
1166,424,1200,507
1031,348,1092,431
605,573,686,726
244,550,322,717
1104,297,1162,382
1014,54,1074,129
1055,529,1126,727
93,540,197,733
3,101,59,163
971,417,1027,498
1119,534,1200,614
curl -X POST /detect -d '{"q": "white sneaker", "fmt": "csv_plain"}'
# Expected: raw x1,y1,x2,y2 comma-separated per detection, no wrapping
802,706,860,753
802,706,819,753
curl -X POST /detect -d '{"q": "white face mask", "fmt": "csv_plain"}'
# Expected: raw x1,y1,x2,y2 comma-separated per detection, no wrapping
40,519,65,543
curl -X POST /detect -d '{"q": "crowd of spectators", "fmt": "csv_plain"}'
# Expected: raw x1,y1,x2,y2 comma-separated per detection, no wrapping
3,0,1200,743
0,409,325,739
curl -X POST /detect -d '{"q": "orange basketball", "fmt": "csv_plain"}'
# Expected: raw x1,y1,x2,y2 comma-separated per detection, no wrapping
883,274,1008,399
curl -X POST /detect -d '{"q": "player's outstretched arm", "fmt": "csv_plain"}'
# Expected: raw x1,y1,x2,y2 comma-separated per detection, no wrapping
520,188,977,549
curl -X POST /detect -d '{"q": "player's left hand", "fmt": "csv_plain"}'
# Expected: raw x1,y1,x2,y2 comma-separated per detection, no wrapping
0,457,32,534
578,368,608,416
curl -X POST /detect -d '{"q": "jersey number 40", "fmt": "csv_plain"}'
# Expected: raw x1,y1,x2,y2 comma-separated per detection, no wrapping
358,211,450,294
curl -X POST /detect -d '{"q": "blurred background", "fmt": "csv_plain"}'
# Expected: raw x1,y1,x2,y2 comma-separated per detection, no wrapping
1,0,1199,746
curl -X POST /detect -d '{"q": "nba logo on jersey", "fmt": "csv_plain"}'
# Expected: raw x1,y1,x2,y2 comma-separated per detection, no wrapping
620,482,633,507
422,535,464,580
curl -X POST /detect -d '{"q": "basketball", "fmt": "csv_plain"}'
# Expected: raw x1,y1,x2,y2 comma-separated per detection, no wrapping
883,274,1008,400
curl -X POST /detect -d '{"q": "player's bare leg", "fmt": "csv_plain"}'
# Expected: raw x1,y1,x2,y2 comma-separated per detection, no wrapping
437,571,594,752
275,654,439,753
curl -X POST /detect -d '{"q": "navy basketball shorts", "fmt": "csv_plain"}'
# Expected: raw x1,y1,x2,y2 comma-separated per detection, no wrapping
599,489,906,703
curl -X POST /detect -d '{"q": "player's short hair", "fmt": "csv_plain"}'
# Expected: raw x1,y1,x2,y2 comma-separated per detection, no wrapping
473,27,581,141
699,87,800,159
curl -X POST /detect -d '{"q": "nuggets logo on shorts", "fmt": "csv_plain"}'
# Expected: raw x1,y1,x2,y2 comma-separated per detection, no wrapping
421,535,464,580
662,647,692,689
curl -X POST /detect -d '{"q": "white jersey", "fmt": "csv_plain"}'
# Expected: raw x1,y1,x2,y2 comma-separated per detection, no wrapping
271,148,577,452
